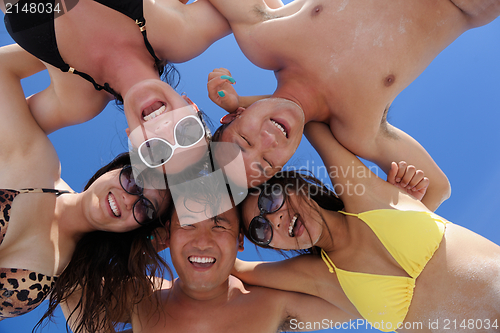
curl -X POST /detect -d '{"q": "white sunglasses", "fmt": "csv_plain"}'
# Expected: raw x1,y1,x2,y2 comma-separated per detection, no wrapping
138,115,206,168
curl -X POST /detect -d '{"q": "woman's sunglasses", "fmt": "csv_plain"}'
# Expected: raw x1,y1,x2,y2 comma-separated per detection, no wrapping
119,165,157,225
138,115,205,168
248,185,285,246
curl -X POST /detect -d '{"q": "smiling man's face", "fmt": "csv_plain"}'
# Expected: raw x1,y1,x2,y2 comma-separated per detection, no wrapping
218,98,305,188
168,198,243,297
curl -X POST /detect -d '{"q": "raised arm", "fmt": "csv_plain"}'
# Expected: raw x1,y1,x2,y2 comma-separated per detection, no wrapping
233,254,329,298
26,63,111,134
368,124,450,211
0,44,61,188
0,41,110,135
207,68,271,113
304,121,432,212
145,0,231,62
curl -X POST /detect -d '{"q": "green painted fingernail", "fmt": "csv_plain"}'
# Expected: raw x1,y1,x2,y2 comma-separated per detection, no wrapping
218,91,225,98
220,75,236,84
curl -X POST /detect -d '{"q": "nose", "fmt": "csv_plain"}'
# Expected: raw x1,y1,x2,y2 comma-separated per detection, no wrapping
259,130,278,149
121,191,138,211
153,120,176,144
191,227,215,251
266,211,283,229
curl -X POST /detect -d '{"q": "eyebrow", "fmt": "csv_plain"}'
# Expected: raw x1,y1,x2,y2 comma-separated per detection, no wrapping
213,215,232,225
234,135,247,153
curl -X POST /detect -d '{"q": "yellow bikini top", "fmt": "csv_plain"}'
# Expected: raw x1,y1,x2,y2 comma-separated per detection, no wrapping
321,209,449,332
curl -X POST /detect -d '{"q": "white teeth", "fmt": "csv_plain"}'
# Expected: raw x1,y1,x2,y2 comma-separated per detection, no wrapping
271,120,287,137
289,214,299,237
108,193,120,217
143,104,166,121
189,256,215,264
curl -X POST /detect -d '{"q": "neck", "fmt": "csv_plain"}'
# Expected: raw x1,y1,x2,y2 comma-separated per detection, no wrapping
273,76,330,124
314,210,352,252
101,55,160,98
173,276,236,304
55,193,95,242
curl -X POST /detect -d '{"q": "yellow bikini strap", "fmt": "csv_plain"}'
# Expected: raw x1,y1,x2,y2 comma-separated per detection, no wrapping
338,211,358,217
320,249,336,274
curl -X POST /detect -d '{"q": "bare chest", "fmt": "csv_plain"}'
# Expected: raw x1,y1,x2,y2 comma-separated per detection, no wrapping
0,194,64,276
241,0,468,115
404,225,500,331
134,298,286,333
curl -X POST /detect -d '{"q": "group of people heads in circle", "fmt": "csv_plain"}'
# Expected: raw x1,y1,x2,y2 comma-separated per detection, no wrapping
1,0,499,332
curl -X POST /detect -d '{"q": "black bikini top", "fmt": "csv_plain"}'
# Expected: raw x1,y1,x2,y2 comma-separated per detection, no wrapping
4,0,163,102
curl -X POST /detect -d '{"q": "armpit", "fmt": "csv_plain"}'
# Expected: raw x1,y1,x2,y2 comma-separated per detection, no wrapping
253,5,284,21
380,105,400,140
278,315,295,332
449,0,500,26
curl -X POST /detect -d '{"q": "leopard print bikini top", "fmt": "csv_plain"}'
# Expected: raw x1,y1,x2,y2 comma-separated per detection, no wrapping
0,188,70,319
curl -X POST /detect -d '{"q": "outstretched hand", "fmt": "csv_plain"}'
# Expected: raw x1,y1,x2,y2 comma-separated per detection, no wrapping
387,161,429,201
208,68,240,113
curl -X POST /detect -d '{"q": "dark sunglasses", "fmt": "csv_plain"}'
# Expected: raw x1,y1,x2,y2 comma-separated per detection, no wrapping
248,185,285,246
119,165,157,225
138,115,205,168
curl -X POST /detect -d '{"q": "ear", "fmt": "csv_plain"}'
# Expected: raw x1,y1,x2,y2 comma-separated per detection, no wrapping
220,107,245,124
237,232,244,252
125,128,131,137
151,226,169,252
181,95,200,112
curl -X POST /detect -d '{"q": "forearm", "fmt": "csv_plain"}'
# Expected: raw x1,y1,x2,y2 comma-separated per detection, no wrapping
0,44,46,79
26,65,110,134
305,122,381,201
371,126,451,211
233,257,320,296
232,258,266,284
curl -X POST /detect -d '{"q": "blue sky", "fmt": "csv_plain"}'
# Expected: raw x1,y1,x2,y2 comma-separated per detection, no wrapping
1,4,499,333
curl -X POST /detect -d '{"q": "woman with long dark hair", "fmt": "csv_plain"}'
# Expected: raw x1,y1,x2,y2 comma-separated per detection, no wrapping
0,43,171,332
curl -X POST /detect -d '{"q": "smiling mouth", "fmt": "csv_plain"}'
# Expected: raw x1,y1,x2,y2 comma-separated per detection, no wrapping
289,213,300,237
142,102,167,121
188,256,216,268
271,119,288,138
107,193,121,217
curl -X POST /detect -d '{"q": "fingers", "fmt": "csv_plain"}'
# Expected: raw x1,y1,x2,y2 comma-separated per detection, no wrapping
391,161,428,192
208,68,233,82
400,164,416,188
394,161,407,184
208,68,236,84
387,161,399,184
207,68,239,112
207,68,235,97
414,176,429,193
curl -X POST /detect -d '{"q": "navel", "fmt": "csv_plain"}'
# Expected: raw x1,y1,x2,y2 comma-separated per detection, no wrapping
311,5,323,17
384,74,396,87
